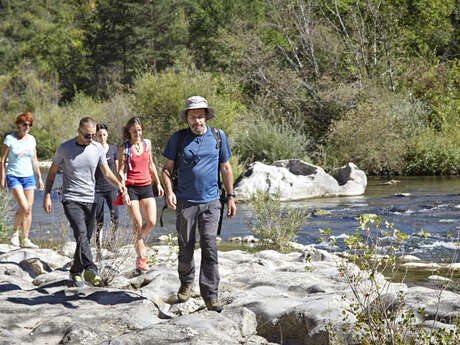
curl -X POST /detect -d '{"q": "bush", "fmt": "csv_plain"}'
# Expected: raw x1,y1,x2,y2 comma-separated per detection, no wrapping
0,61,60,114
321,102,409,175
30,93,135,158
404,127,460,175
232,118,311,166
132,66,247,153
398,59,460,131
0,61,61,150
247,190,308,253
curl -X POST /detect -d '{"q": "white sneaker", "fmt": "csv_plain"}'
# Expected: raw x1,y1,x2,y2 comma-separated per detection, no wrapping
10,231,20,247
21,238,39,249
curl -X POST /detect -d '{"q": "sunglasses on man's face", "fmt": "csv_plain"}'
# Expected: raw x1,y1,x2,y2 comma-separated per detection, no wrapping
81,132,96,140
22,122,32,127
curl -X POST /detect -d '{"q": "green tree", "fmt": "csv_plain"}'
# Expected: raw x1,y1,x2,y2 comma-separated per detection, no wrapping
187,0,265,69
0,0,90,101
83,0,195,97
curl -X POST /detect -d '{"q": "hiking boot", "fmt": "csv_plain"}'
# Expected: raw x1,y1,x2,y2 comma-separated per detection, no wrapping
20,238,39,249
136,257,148,271
177,284,193,302
10,231,20,247
205,298,224,313
83,269,102,286
69,272,84,288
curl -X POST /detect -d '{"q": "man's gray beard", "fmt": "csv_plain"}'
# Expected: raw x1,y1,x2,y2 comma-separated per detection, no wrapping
190,125,205,134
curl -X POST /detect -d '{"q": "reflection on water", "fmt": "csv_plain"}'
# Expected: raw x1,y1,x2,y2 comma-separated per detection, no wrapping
29,173,460,262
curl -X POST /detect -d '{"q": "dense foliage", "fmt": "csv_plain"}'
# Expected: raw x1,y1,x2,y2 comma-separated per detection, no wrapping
0,0,459,175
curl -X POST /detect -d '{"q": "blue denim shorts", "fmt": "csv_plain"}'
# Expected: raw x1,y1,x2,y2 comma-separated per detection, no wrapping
6,175,36,190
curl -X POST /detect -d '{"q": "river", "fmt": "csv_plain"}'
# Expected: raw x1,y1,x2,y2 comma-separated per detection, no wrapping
26,173,460,263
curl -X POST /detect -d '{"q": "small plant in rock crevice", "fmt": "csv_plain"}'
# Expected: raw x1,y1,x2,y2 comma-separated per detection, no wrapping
246,190,308,253
167,233,178,263
147,249,159,266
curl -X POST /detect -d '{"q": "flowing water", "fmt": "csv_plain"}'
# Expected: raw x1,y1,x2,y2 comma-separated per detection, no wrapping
28,172,460,263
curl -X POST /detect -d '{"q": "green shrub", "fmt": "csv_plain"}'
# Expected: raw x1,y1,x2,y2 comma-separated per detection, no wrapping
404,127,460,175
397,59,460,135
321,101,410,175
132,66,247,152
30,93,135,158
247,190,308,253
232,118,311,166
0,61,60,114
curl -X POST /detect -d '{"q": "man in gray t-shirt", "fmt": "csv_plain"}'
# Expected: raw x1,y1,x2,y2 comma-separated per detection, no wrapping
43,117,129,288
53,136,106,203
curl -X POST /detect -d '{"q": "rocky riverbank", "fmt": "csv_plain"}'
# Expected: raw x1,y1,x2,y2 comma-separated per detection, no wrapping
0,243,458,345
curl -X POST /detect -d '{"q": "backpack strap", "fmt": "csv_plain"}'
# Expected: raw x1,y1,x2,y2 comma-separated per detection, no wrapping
143,138,149,152
210,127,222,150
210,127,222,189
210,127,226,236
174,129,188,173
123,141,131,179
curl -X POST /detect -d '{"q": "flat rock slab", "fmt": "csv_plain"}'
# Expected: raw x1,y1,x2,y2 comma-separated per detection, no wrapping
0,243,458,345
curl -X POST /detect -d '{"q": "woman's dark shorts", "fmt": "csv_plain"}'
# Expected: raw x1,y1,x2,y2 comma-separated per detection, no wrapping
127,184,154,201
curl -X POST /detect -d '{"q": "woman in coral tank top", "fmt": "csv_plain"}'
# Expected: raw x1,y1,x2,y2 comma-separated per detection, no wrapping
118,117,164,271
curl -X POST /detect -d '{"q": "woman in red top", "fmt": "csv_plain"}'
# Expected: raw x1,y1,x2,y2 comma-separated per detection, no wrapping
118,117,164,271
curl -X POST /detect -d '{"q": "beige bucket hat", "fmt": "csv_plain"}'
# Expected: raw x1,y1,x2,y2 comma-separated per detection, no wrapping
180,96,215,121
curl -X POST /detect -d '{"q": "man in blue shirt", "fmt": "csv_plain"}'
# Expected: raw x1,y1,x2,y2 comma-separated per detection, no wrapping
162,96,236,312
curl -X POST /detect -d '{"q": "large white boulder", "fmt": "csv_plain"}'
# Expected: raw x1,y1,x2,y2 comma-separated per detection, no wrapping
234,160,367,201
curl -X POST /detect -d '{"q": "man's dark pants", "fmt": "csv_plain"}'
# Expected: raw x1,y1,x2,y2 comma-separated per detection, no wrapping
62,200,98,274
176,199,221,300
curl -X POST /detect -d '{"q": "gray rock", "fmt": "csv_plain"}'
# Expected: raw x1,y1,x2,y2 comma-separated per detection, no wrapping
59,324,105,345
32,270,69,288
0,248,70,269
0,262,33,282
59,241,76,258
333,162,367,193
0,244,457,345
20,258,52,276
0,328,28,345
399,255,422,263
0,274,35,291
234,160,366,201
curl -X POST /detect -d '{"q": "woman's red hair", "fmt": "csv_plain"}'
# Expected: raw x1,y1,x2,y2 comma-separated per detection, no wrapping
15,112,33,126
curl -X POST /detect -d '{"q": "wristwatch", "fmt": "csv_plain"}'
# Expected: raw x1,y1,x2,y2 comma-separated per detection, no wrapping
227,193,236,198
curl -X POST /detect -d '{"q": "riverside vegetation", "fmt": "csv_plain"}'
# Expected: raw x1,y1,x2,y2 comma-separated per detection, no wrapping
320,214,460,344
0,0,459,176
248,194,460,344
